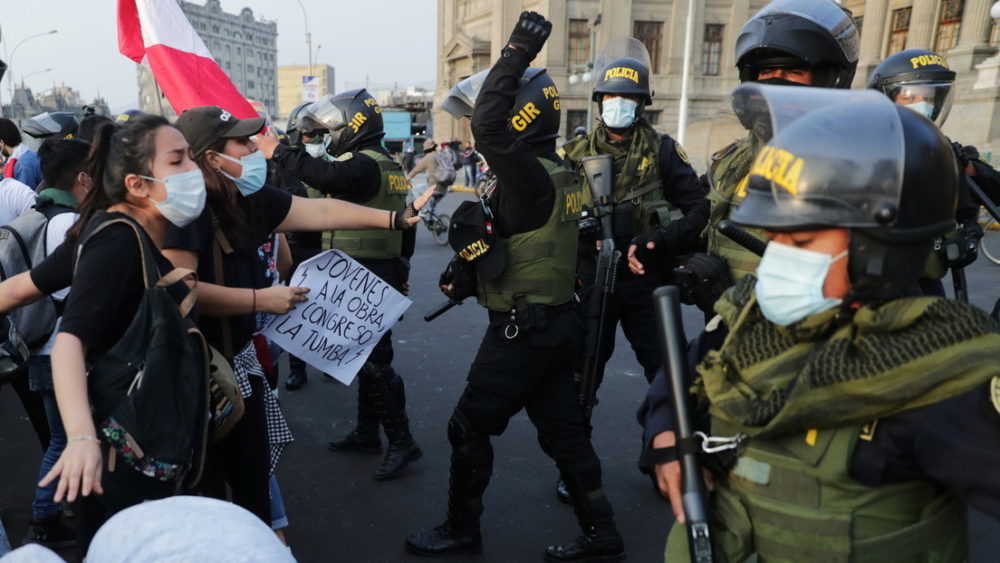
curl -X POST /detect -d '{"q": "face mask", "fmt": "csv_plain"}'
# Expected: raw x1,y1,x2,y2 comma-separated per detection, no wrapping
756,77,809,87
305,141,326,158
140,169,207,227
904,101,935,120
601,97,638,129
216,150,267,196
754,242,848,326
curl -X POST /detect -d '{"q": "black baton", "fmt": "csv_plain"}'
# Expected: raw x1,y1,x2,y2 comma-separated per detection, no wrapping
717,220,767,257
424,299,460,322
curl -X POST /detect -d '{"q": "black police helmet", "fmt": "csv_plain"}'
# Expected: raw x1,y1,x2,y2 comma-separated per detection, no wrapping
303,89,384,157
736,0,859,88
115,109,147,123
285,102,315,148
732,91,957,302
22,111,80,140
0,315,29,383
592,56,652,104
868,49,956,126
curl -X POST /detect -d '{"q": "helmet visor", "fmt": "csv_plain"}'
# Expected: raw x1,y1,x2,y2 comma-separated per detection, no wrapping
303,96,344,131
747,0,859,64
732,82,885,142
592,38,652,88
885,82,954,126
442,69,490,118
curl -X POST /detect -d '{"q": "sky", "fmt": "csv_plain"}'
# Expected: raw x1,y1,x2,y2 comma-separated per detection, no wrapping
0,0,437,114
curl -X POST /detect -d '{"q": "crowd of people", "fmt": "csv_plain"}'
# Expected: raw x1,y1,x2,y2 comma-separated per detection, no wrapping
1,0,1000,561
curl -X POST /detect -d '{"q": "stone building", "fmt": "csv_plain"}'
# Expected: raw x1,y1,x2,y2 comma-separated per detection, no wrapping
436,0,1000,169
277,64,335,121
137,0,278,118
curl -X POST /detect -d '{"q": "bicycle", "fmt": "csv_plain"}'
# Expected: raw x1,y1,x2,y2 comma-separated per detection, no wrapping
980,215,1000,266
421,193,450,246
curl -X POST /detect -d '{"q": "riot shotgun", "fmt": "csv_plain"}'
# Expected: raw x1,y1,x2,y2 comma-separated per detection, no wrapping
653,285,714,563
578,155,620,417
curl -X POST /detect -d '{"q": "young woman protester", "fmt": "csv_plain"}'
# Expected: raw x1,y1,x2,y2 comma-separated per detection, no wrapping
161,106,428,532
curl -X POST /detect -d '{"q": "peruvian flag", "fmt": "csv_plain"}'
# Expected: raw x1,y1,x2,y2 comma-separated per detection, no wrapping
117,0,257,118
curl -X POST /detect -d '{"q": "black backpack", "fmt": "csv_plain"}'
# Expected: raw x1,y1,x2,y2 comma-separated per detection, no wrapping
78,218,210,487
0,203,74,350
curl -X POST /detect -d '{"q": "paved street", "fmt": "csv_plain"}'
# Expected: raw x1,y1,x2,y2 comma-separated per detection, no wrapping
2,191,999,562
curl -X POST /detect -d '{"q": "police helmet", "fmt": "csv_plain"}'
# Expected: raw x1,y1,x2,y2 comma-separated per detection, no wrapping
303,89,384,157
442,67,561,145
868,49,956,127
574,126,587,137
0,315,29,383
592,57,652,105
21,111,80,140
736,0,859,88
285,102,318,148
115,109,147,123
730,84,958,302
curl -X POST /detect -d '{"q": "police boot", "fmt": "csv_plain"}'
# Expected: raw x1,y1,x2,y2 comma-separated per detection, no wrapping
328,363,382,454
372,365,422,480
545,464,625,562
405,414,491,555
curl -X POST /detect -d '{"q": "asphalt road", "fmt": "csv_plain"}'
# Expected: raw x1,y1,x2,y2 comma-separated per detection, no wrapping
1,190,999,562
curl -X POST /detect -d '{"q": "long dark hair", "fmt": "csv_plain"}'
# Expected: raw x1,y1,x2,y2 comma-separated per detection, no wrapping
193,137,260,255
68,114,171,243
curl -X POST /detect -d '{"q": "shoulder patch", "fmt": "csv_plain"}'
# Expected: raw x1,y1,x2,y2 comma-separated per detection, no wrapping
675,143,691,165
991,376,1000,415
335,152,355,162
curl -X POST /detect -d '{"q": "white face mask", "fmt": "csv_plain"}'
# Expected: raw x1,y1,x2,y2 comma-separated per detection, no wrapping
140,169,207,227
601,97,638,129
305,142,326,158
754,242,848,326
903,101,935,120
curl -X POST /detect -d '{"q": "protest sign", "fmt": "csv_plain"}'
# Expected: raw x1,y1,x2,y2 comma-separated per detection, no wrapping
260,250,411,385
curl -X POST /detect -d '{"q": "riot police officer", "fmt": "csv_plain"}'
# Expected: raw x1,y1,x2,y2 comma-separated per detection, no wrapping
256,89,422,481
660,83,1000,563
21,111,79,141
629,0,859,292
868,48,1000,297
405,12,625,562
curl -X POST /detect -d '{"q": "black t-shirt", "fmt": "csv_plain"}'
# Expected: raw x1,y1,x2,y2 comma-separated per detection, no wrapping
31,211,190,359
163,185,292,357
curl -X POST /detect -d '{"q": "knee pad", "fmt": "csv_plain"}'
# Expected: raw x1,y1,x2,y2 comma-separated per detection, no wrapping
447,409,487,450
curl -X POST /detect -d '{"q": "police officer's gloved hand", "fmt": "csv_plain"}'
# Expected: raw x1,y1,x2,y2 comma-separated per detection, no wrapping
674,253,732,314
943,227,980,268
506,11,552,62
439,255,477,301
630,229,671,265
952,142,980,169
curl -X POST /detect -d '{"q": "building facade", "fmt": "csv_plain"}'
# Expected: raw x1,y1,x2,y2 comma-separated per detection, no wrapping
436,0,1000,169
276,64,335,122
138,0,278,118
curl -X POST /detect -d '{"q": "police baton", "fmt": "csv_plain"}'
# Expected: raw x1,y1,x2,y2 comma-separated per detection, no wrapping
652,286,714,563
717,220,767,257
424,299,460,322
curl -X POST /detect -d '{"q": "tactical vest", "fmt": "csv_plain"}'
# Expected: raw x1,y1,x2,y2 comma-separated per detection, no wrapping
327,149,408,259
705,137,768,280
477,157,581,312
693,418,968,563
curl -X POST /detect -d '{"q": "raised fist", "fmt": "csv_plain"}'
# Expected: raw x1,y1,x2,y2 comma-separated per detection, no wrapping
506,11,552,62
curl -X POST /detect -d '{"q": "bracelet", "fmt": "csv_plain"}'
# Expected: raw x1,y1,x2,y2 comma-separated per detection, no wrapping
68,435,99,444
251,289,257,313
389,211,396,231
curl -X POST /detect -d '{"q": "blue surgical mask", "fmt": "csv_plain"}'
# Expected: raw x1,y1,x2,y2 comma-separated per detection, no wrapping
304,141,326,158
601,97,638,129
217,150,267,196
904,101,935,120
140,169,207,227
754,243,847,326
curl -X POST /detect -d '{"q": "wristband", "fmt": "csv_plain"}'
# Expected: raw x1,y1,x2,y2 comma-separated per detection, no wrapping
68,435,99,444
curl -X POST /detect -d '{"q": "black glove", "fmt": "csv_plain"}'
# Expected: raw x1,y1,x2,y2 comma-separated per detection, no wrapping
439,255,478,301
393,201,419,230
630,228,674,270
953,142,980,170
506,11,552,62
673,253,732,313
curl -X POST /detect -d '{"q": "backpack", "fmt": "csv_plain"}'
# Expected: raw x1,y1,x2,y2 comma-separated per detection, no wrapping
432,151,457,184
79,218,210,487
0,204,74,350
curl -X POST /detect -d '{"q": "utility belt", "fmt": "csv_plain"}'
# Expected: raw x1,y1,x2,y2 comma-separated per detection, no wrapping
487,294,575,340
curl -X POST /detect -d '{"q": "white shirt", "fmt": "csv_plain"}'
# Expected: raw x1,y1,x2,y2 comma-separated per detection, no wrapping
36,211,79,356
0,178,37,226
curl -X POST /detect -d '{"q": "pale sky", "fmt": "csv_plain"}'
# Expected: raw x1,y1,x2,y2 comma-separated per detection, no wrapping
0,0,437,114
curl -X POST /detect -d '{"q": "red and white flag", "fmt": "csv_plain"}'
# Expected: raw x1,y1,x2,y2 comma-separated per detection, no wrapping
117,0,257,118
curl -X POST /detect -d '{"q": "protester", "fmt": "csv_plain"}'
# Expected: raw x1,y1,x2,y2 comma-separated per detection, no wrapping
0,178,38,226
0,118,42,189
406,139,451,217
460,141,478,188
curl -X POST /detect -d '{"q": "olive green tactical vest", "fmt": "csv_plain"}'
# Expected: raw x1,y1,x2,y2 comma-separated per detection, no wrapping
666,420,968,563
327,149,408,259
706,137,768,280
477,157,582,312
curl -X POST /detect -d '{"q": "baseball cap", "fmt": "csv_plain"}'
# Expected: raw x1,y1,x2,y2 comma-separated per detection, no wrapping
448,200,505,282
423,139,436,151
174,106,265,157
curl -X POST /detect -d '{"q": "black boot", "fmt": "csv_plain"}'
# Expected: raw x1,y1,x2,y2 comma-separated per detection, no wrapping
546,465,625,562
285,355,308,390
405,412,491,555
328,367,382,454
372,365,421,480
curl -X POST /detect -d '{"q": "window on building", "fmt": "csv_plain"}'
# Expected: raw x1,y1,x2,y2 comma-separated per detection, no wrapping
568,19,590,69
701,24,724,76
567,110,588,138
887,7,911,55
249,80,256,89
934,0,964,52
248,64,254,73
634,21,663,73
644,110,662,126
212,25,219,33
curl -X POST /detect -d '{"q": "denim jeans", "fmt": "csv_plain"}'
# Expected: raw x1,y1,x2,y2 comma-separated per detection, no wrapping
269,474,288,530
463,164,477,187
28,355,67,519
0,517,11,556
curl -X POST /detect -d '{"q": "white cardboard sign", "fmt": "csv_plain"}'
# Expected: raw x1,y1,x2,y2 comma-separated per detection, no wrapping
259,250,411,385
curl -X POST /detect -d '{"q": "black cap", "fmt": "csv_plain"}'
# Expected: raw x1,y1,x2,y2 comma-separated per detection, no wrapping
448,201,505,282
175,106,265,157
